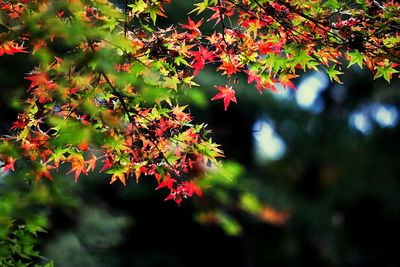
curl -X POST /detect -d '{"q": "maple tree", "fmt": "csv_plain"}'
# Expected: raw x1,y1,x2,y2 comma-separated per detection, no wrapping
0,0,399,205
0,0,399,265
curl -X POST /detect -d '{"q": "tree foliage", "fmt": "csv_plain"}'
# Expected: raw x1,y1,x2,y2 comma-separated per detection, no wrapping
0,0,399,204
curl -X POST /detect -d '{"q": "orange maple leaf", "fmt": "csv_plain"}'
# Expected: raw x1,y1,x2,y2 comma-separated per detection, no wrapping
110,172,126,186
0,41,27,56
66,154,87,182
35,164,56,182
86,154,97,172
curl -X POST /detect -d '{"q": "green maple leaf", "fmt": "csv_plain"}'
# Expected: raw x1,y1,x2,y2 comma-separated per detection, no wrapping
162,76,180,91
129,1,147,16
326,64,343,83
291,49,317,71
347,50,364,68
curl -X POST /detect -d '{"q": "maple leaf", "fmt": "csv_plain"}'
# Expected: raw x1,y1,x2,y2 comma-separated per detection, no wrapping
180,17,203,39
190,45,215,62
156,172,176,190
246,70,263,93
33,39,46,54
66,153,87,182
109,171,126,186
0,41,27,56
190,46,215,76
35,164,56,182
258,41,275,55
211,85,237,111
242,18,265,38
192,60,205,76
86,153,97,172
180,17,203,31
279,74,297,90
135,165,147,183
180,181,203,197
10,114,28,131
165,189,182,205
25,71,57,92
326,64,344,83
217,57,242,76
2,156,16,174
99,156,113,173
207,6,234,25
172,105,191,121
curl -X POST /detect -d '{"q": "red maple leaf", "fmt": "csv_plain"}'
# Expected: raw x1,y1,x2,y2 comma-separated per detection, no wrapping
0,41,27,56
279,74,297,90
110,171,126,186
211,85,237,111
207,6,234,25
135,165,147,183
25,71,57,92
156,172,176,190
190,45,215,62
86,154,97,172
2,156,15,174
99,156,113,172
190,46,215,75
180,16,203,31
258,41,275,54
180,181,202,197
165,189,182,205
180,17,203,39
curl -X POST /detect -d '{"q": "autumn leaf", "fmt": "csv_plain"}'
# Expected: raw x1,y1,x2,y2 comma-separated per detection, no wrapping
207,6,234,25
260,205,290,226
109,171,126,186
2,156,15,174
279,74,298,90
86,154,97,172
99,156,113,173
0,41,27,56
211,85,237,111
180,181,202,197
190,45,215,75
188,0,209,15
156,172,176,190
48,147,68,170
66,153,87,183
35,164,56,182
180,17,203,31
134,165,146,183
180,17,203,39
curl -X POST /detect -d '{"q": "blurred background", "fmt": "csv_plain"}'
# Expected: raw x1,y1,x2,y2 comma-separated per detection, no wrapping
1,1,400,267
